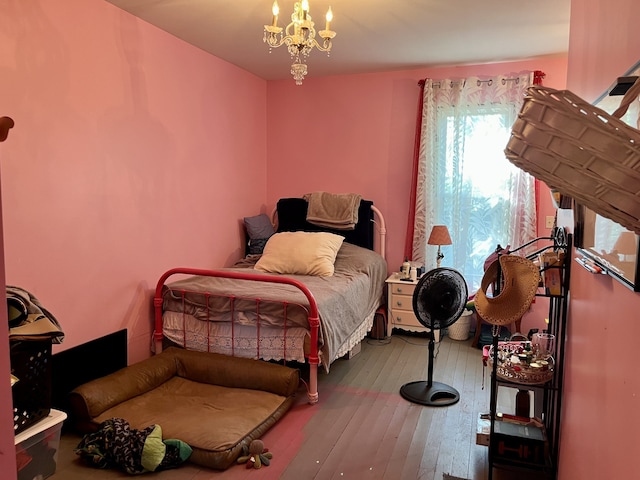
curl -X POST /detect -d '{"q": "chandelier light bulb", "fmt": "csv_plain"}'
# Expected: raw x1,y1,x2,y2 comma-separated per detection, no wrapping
272,0,279,26
325,6,332,30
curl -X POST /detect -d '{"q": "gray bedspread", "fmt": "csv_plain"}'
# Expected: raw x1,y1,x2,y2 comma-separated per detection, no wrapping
162,242,387,369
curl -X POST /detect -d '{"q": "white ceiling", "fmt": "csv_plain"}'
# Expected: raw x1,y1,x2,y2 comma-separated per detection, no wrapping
104,0,571,82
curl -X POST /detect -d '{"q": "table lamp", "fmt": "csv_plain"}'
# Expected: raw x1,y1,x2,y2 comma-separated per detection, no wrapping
428,225,452,268
613,231,638,262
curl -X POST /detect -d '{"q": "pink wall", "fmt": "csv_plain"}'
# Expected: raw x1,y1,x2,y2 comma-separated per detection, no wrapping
266,56,568,333
0,0,267,359
560,1,640,478
0,2,267,474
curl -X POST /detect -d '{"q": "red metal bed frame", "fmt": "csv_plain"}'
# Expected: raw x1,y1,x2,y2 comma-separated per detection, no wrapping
154,267,322,404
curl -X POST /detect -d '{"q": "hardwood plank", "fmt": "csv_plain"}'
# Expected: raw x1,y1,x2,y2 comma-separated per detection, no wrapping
449,339,480,478
310,346,403,478
393,406,434,479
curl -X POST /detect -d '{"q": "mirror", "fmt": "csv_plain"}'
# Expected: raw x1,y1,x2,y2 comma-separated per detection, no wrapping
574,60,640,291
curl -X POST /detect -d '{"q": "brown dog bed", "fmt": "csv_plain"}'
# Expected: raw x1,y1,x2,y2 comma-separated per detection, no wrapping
68,347,300,470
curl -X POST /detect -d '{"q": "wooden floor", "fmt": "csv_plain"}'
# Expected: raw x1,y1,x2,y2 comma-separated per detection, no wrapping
51,333,544,480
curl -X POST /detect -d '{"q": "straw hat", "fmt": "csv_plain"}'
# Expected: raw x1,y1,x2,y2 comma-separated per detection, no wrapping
475,254,540,326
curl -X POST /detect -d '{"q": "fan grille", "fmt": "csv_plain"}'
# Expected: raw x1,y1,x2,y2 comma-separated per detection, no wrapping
413,268,468,330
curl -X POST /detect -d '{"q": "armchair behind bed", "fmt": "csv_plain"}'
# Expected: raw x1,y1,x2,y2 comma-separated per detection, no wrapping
244,197,376,256
276,198,375,249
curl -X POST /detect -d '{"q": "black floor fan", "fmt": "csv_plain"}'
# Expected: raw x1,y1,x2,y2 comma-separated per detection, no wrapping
399,267,468,407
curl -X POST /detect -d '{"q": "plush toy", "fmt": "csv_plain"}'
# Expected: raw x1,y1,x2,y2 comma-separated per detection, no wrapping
237,439,273,469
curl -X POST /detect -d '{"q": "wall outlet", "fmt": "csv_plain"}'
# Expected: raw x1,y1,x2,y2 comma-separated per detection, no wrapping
545,215,555,229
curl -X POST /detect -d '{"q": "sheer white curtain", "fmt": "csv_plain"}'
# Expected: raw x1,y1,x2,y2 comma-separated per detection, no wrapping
412,72,537,290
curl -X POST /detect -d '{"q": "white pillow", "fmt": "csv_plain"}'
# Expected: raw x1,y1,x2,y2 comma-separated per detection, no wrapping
255,232,345,276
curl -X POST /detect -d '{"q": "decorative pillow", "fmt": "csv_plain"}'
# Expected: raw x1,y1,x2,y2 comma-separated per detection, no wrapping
243,214,275,255
255,232,345,276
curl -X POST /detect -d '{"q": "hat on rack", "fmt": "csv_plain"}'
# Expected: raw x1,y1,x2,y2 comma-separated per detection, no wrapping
474,254,540,326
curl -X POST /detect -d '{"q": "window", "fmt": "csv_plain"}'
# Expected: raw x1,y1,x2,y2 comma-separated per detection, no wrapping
411,73,538,291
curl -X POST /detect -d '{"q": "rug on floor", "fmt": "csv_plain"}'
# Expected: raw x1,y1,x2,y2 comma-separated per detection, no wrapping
443,474,469,480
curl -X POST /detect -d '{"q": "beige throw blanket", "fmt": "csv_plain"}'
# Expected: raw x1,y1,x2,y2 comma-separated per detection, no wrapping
303,192,362,230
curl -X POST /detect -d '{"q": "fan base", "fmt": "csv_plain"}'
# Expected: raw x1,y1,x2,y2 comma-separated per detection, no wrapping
400,381,460,407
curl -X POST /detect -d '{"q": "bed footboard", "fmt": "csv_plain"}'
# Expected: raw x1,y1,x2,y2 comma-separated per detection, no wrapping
153,267,320,404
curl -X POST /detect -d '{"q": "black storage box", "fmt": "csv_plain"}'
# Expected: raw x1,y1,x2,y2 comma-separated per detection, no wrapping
11,339,53,434
493,420,547,465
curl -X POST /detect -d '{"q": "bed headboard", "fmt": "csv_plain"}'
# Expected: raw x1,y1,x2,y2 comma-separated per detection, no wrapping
275,198,375,250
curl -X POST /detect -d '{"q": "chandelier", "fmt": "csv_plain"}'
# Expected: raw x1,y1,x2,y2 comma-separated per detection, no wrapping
263,1,336,85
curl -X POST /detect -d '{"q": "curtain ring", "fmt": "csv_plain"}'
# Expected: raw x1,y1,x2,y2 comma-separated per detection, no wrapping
488,79,493,86
501,77,520,85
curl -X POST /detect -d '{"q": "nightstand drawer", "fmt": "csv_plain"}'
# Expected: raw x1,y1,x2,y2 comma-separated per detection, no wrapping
390,293,414,312
390,282,416,297
386,273,439,341
390,310,423,328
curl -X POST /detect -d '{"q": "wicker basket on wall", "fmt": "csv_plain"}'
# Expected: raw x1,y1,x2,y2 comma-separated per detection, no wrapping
505,79,640,235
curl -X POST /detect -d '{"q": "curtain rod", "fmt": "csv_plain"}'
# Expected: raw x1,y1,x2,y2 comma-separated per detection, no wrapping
419,77,521,88
418,71,546,88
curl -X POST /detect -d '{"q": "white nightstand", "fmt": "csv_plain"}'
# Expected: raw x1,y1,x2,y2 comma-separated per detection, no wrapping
385,273,440,342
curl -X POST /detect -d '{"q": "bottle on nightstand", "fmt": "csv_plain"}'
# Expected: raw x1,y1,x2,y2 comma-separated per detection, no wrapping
401,258,411,279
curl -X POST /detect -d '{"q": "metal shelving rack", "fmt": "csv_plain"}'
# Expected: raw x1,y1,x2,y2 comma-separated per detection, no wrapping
487,227,571,480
